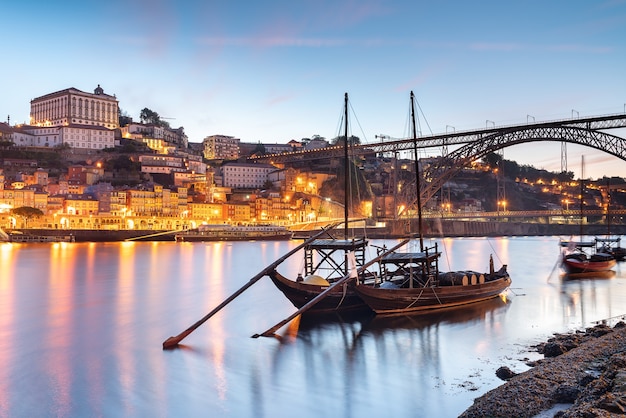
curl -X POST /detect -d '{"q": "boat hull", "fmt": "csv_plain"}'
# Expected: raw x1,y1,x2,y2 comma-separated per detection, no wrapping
268,270,371,314
561,257,617,274
176,233,292,242
353,276,512,315
175,226,292,242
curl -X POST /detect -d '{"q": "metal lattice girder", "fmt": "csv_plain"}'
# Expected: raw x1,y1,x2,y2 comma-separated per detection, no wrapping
250,113,626,215
415,125,626,208
251,113,626,164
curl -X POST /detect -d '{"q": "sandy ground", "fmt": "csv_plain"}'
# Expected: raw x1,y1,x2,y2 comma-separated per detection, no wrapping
459,322,626,417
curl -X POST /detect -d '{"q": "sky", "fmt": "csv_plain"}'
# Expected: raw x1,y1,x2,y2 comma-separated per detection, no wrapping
1,0,626,180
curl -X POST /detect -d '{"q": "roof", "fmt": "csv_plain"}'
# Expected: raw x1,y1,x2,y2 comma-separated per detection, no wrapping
31,86,117,102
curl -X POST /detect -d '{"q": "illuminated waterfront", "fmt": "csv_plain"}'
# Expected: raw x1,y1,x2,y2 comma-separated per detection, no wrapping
2,237,626,417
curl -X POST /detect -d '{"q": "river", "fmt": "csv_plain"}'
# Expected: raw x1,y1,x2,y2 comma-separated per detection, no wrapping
1,236,625,417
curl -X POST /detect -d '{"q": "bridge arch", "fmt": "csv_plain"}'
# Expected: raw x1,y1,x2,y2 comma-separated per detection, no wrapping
420,125,626,206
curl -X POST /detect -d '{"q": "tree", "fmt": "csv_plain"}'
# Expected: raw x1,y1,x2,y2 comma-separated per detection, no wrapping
483,152,502,170
139,108,171,128
118,108,133,127
331,135,361,146
253,143,266,155
11,206,44,227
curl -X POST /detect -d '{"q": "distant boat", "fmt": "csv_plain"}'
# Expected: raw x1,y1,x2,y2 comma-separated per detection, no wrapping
353,91,511,315
174,224,293,242
3,231,75,243
559,160,616,275
560,240,617,274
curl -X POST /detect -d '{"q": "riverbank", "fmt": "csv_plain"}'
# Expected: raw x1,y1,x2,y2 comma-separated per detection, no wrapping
460,322,626,417
6,220,626,242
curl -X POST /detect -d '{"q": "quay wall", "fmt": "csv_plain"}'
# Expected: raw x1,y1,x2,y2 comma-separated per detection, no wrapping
10,221,626,242
389,219,626,238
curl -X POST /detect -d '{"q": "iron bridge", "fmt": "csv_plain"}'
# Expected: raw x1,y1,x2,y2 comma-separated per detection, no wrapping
250,113,626,207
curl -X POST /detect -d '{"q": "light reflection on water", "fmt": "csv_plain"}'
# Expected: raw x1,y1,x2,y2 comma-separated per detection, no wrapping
1,237,626,417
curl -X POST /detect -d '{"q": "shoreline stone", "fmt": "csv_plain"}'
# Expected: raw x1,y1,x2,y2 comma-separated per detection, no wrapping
459,322,626,418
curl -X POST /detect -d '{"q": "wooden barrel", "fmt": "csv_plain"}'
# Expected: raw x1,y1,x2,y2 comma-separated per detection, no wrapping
438,272,469,286
464,271,477,285
467,271,485,284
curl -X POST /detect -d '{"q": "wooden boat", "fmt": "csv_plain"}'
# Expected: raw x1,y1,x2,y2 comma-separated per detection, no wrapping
355,250,511,314
560,240,617,274
175,224,293,242
559,165,616,275
353,91,511,315
268,93,385,314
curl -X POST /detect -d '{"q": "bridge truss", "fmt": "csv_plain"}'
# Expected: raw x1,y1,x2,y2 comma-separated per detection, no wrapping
251,113,626,212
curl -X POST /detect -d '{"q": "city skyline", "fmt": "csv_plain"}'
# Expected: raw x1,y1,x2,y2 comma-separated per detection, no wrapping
2,0,625,180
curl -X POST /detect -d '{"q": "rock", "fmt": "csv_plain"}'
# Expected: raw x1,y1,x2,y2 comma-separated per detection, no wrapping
553,385,580,403
543,341,566,357
613,371,626,392
495,366,517,381
597,393,626,413
460,324,626,417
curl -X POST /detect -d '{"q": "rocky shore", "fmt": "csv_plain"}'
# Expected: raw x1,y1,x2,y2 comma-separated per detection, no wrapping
460,322,626,418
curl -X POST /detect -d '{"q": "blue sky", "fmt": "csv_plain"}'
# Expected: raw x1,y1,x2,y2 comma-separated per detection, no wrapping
2,0,625,180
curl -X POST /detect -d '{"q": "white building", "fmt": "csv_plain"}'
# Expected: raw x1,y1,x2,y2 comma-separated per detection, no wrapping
30,85,119,129
19,85,119,150
6,124,115,150
221,162,275,189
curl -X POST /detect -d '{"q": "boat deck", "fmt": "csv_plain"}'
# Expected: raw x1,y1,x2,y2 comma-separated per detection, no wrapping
305,238,368,250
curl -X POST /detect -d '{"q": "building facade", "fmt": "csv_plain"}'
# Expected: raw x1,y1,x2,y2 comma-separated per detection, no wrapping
30,85,119,129
221,162,276,189
203,135,240,160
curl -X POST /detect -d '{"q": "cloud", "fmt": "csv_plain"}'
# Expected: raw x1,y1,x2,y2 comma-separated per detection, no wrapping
469,42,613,53
197,37,349,48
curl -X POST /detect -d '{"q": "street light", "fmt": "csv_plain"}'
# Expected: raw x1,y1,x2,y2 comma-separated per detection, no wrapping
527,115,535,124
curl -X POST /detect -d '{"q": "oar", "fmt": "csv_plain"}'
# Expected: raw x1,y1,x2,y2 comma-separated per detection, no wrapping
547,251,563,282
162,223,340,349
252,238,411,339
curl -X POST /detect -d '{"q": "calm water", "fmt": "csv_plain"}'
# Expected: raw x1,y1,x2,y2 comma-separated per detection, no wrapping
2,236,626,417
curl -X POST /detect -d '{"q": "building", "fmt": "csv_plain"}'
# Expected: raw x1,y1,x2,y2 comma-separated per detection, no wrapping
58,124,115,150
221,162,276,189
30,85,119,130
120,123,188,152
203,135,240,160
64,194,99,215
139,154,207,176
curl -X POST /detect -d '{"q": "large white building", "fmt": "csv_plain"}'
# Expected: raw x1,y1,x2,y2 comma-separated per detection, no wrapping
14,85,120,150
30,85,119,129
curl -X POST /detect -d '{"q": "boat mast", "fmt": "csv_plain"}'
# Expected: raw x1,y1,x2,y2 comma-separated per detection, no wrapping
410,91,424,252
343,92,349,241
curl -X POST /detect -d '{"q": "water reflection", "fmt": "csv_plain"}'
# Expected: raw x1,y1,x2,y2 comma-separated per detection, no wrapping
3,238,626,417
558,271,619,327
